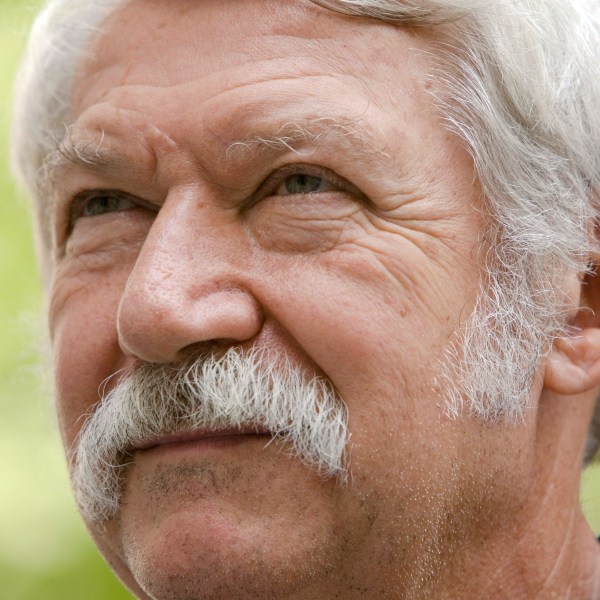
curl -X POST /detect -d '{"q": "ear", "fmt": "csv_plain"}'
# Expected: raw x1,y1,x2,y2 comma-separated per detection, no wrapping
544,261,600,395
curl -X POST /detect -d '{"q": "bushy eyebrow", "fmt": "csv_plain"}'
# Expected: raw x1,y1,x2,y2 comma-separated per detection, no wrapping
224,117,385,161
42,128,129,185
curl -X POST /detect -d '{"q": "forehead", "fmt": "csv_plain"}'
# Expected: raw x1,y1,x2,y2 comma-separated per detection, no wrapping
72,0,430,119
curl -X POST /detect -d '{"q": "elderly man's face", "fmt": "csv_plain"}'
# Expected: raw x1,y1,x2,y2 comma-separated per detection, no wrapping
48,0,531,597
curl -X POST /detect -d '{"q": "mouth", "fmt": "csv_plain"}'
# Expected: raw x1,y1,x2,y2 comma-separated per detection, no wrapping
131,427,273,455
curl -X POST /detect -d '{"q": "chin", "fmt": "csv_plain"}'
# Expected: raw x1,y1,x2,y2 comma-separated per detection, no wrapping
121,510,333,600
107,452,346,600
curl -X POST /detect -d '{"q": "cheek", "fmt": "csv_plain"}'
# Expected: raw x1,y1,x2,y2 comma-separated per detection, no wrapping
250,242,480,484
258,245,474,408
51,272,129,449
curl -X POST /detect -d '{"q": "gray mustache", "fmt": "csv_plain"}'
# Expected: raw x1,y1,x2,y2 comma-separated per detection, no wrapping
70,348,349,522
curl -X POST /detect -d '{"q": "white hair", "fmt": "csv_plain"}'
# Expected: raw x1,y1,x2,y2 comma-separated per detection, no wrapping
10,0,600,462
72,348,349,522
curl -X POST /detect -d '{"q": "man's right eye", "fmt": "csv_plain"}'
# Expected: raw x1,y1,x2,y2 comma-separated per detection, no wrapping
70,190,137,223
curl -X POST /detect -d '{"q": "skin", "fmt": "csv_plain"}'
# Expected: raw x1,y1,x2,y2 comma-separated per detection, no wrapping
44,0,600,598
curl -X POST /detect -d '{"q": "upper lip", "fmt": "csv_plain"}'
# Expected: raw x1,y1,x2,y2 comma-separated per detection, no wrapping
132,426,272,452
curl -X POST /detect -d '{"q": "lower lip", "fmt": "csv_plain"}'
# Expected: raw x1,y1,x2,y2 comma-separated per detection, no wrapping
137,434,273,457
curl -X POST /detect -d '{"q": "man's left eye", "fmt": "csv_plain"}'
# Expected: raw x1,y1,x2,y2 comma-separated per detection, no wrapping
276,174,326,195
261,165,352,200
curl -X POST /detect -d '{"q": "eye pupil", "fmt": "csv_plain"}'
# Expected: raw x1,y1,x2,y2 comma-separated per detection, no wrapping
83,195,120,217
284,174,322,194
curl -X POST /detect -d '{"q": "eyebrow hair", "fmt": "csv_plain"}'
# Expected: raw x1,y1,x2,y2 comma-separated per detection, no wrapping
42,127,128,183
224,116,387,161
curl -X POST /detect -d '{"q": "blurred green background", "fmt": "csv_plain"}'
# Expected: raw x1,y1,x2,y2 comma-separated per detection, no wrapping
1,1,134,597
0,1,599,599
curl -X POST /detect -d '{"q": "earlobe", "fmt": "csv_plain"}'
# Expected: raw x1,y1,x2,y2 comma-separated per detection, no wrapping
545,250,600,395
544,328,600,395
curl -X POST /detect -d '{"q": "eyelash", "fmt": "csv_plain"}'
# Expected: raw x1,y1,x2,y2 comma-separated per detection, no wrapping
68,189,144,229
249,163,361,209
259,164,345,194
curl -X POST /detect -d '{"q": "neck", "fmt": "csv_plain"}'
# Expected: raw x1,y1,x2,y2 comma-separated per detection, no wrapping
438,393,600,600
475,505,600,600
334,398,599,599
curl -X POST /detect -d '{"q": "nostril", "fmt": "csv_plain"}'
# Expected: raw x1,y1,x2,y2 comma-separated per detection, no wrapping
174,339,252,363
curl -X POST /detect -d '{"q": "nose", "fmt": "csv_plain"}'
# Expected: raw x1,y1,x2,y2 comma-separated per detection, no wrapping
117,193,264,363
